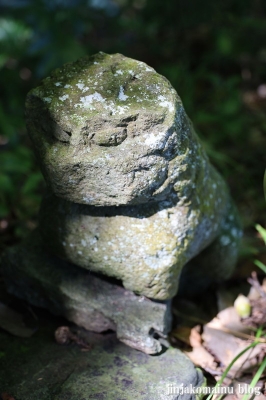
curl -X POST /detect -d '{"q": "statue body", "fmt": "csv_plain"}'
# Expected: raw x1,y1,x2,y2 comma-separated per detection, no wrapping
25,52,241,300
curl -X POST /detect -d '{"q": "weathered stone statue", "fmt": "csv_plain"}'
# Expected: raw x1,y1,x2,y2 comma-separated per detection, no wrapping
1,53,241,356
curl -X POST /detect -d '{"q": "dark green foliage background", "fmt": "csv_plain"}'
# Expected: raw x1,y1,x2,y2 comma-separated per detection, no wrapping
0,0,265,248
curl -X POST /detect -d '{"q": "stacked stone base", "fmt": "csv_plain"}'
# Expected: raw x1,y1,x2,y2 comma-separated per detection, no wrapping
0,230,172,355
0,325,205,400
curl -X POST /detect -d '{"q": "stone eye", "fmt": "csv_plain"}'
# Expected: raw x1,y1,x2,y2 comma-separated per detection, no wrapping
93,128,127,146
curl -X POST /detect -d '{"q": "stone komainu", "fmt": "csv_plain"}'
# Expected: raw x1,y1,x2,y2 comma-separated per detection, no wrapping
25,52,241,300
0,53,242,354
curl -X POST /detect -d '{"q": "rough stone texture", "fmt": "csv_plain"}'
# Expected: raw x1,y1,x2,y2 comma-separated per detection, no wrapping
25,52,226,208
0,52,242,357
23,52,242,299
39,189,241,300
0,322,204,400
177,210,242,298
0,231,171,355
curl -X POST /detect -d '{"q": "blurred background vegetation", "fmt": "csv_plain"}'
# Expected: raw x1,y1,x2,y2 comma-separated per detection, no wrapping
0,0,265,260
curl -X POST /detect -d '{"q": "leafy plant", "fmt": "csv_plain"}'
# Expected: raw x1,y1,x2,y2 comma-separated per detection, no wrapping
254,224,266,274
207,327,265,400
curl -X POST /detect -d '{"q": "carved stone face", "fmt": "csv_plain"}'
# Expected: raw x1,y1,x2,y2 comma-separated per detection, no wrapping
25,52,194,206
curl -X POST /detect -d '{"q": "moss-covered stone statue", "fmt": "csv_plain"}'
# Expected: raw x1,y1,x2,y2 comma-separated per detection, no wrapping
1,52,242,355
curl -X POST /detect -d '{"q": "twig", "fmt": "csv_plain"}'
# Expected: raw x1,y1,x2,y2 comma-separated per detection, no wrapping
247,272,266,298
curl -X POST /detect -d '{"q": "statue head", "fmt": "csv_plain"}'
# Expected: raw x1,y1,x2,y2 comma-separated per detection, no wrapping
26,52,193,206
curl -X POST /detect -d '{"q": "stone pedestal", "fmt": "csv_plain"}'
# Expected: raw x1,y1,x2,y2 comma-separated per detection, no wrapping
1,231,171,355
0,323,204,400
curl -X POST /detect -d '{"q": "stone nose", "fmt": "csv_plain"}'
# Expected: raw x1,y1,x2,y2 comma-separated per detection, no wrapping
93,128,127,146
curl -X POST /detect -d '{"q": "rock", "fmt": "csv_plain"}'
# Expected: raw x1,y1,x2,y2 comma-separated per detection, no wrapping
39,189,241,299
54,346,204,400
0,321,204,400
25,52,226,208
0,231,171,355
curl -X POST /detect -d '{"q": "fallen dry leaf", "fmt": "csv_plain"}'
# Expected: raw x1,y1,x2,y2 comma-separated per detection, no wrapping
215,307,252,335
0,302,36,338
170,326,194,347
262,278,266,293
170,324,202,348
203,324,266,376
185,345,217,370
189,325,202,348
233,380,265,400
222,395,237,400
207,307,261,342
243,272,266,327
242,297,266,327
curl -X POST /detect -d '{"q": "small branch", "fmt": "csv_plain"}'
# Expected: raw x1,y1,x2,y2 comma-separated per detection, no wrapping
247,272,266,298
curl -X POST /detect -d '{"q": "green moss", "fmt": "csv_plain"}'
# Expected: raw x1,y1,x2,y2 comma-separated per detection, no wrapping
0,326,204,400
28,52,177,132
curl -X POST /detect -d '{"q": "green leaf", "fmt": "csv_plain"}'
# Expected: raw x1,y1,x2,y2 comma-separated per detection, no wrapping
216,32,233,56
22,172,44,195
241,357,266,400
254,260,266,274
0,173,14,194
0,150,33,174
255,224,266,245
263,170,266,200
0,54,8,68
0,203,9,218
0,18,32,55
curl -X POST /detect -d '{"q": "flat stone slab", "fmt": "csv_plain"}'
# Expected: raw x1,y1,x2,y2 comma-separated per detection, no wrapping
0,231,171,355
0,321,204,400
